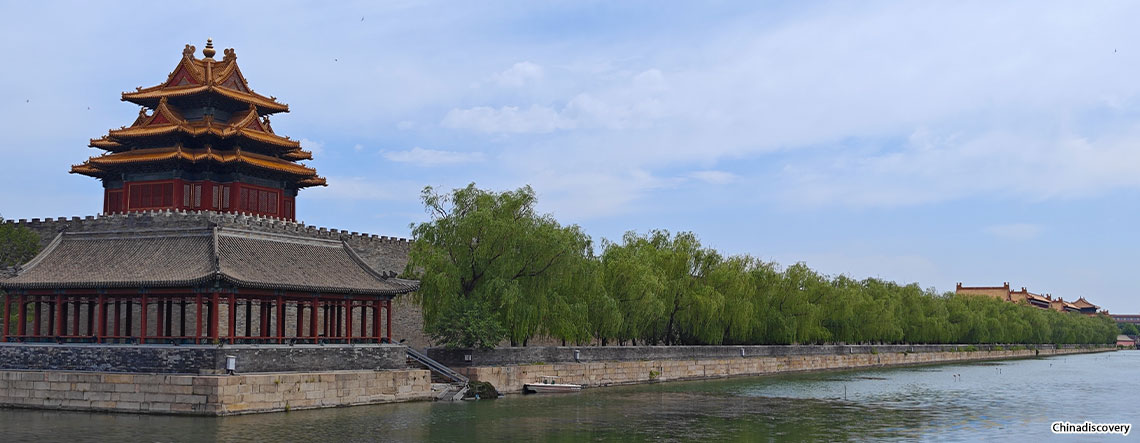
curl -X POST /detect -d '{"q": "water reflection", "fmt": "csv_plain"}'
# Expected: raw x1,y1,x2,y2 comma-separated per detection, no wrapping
0,351,1134,442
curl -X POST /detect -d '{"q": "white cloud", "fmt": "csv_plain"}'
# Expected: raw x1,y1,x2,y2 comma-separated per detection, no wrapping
984,223,1044,241
353,144,365,152
441,105,576,133
688,170,738,185
300,138,325,155
305,177,419,201
772,126,1140,208
382,147,485,166
443,68,669,133
495,61,544,87
529,168,672,220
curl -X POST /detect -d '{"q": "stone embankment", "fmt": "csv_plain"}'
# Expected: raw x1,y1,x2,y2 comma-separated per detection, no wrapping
430,344,1113,394
0,369,431,415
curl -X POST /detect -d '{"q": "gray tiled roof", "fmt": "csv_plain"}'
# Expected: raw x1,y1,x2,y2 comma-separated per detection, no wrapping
0,227,418,295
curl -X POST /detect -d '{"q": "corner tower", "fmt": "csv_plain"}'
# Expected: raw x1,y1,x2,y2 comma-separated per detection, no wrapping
71,39,325,220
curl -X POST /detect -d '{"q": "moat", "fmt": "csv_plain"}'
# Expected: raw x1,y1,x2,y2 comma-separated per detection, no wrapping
0,350,1133,441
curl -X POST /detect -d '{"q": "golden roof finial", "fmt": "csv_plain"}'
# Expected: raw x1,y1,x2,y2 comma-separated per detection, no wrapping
203,39,216,59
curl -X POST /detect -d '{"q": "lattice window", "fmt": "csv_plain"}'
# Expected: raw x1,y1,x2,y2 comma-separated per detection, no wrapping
129,182,174,209
107,191,123,213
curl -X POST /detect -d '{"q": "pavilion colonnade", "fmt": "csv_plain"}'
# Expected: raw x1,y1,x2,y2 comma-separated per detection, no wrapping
1,288,394,344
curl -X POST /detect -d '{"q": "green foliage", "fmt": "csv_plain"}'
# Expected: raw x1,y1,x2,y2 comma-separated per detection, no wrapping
0,218,39,268
1,218,40,335
404,184,594,348
594,234,1116,346
427,299,507,349
406,185,1117,348
1119,322,1139,336
465,381,500,399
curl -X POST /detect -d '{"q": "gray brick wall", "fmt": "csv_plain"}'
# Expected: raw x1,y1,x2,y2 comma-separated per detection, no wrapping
0,343,406,373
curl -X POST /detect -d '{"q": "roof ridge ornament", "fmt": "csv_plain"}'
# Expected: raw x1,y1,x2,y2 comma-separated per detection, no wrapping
203,39,216,59
223,48,236,62
183,44,196,58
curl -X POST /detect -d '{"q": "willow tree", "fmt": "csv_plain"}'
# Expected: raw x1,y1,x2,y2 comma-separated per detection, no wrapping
0,218,38,268
1,217,41,334
600,230,731,345
404,184,593,348
599,235,665,345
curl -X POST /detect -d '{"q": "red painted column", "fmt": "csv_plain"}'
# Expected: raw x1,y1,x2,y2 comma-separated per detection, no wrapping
33,298,41,338
336,302,343,338
386,299,392,341
296,301,304,339
87,296,96,336
155,297,165,339
72,297,80,338
260,300,269,339
194,294,203,340
56,293,65,338
209,292,219,341
276,295,285,344
179,298,187,338
359,301,367,341
373,300,382,343
113,299,121,338
165,298,173,338
309,297,319,340
345,299,353,342
139,294,148,343
124,300,132,338
244,300,253,338
17,294,27,338
2,293,10,342
96,292,106,343
322,302,329,338
228,293,237,344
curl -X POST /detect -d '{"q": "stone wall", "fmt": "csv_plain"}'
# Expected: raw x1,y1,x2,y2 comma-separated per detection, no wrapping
4,210,433,349
428,343,1085,367
0,369,431,415
449,345,1112,394
0,343,406,374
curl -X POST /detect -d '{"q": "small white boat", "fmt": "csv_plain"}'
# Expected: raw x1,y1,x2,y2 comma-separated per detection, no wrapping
524,376,583,394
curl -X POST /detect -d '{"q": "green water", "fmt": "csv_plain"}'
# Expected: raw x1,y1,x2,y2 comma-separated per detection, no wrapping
0,350,1135,442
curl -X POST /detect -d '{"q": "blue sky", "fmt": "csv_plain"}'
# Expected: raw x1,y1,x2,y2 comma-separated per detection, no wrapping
2,1,1140,312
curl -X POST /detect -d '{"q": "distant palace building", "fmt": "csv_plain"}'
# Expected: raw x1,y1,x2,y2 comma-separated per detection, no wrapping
955,282,1102,315
1,41,419,345
71,40,324,221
